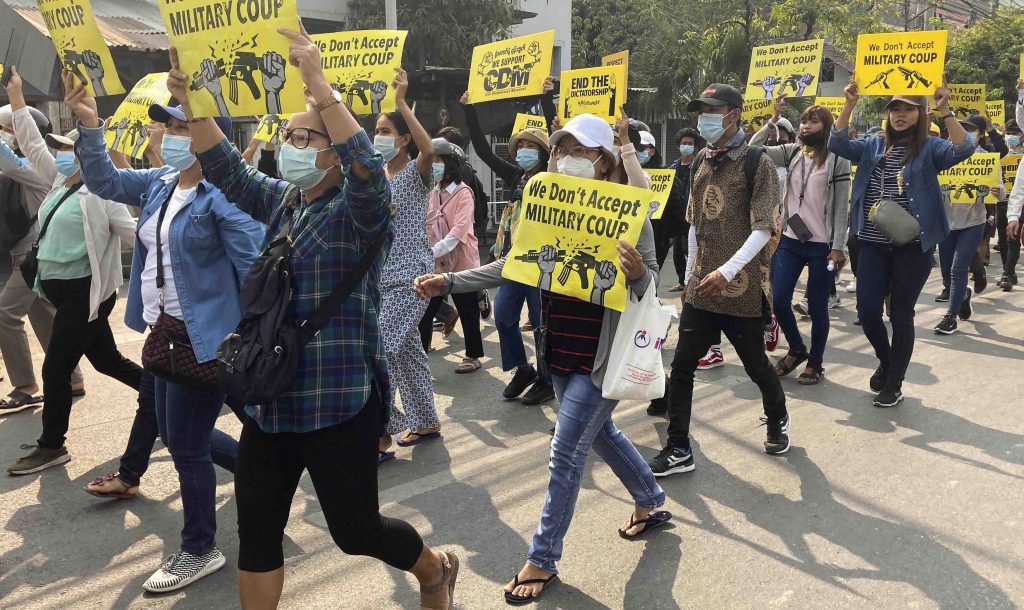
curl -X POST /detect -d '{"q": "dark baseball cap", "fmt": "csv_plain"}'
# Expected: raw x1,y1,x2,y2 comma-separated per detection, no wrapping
148,104,232,138
958,114,987,132
687,83,744,112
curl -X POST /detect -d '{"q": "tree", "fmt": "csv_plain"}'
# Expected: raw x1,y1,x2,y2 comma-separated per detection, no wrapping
348,0,517,69
945,8,1024,105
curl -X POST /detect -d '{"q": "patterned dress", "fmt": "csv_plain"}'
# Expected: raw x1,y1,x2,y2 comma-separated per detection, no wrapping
380,162,438,435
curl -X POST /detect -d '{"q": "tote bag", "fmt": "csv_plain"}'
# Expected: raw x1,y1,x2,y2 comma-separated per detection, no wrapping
601,282,674,401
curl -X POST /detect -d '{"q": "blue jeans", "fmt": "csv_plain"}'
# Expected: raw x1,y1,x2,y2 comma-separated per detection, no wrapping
856,241,934,390
771,236,832,369
528,373,664,574
494,281,547,380
154,378,238,555
938,223,986,315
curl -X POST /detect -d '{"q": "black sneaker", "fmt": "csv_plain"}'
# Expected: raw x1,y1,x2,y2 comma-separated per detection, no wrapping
1001,275,1013,292
762,414,791,455
869,365,888,392
934,288,950,303
520,380,555,405
478,290,492,320
502,365,538,399
974,273,987,294
647,445,695,476
646,397,668,416
934,314,958,335
958,287,973,321
997,275,1009,288
873,386,904,408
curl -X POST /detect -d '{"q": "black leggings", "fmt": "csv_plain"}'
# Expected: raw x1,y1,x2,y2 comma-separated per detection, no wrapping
418,292,484,358
234,390,424,572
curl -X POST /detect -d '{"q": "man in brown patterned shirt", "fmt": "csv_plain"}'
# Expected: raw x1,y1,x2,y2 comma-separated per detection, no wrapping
648,84,790,477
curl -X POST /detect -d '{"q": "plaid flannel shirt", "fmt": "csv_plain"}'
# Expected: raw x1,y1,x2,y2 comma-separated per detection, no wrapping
197,130,394,433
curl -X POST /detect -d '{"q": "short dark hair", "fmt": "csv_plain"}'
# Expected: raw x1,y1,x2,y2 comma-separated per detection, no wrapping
1006,119,1021,134
437,126,465,148
675,127,698,144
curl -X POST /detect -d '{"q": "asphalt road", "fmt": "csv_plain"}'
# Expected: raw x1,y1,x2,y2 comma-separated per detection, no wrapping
1,258,1022,609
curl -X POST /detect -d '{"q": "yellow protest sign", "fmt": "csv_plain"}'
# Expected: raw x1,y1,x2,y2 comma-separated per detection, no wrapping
986,101,1005,128
855,30,947,96
558,65,627,124
102,72,171,159
947,84,986,119
157,0,305,118
745,40,824,100
1002,154,1021,194
601,50,629,75
37,0,125,97
502,172,654,311
1020,53,1024,80
253,113,290,143
741,98,775,130
311,30,406,115
647,169,676,220
814,96,847,120
512,113,547,136
466,30,554,104
938,152,1000,203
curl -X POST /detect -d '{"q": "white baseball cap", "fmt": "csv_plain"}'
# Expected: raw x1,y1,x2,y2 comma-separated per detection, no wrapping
639,131,656,147
549,114,615,161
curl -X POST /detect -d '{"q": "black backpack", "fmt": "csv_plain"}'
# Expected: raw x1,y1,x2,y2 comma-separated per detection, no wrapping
689,145,765,198
0,174,35,252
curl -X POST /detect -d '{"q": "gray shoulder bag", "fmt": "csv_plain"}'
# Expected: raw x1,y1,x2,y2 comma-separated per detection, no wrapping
868,157,920,246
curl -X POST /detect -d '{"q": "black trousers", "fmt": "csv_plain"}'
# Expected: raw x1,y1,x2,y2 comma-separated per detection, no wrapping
665,304,787,448
38,277,142,449
235,389,424,572
997,200,1021,277
847,232,861,278
419,292,484,358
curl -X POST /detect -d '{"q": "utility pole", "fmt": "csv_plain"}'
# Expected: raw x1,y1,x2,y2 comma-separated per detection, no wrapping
385,0,397,29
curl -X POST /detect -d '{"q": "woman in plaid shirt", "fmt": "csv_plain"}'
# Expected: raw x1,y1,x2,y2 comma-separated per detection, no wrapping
169,29,459,610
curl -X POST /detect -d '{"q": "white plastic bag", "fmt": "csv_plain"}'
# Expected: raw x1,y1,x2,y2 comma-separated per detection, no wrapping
602,282,674,401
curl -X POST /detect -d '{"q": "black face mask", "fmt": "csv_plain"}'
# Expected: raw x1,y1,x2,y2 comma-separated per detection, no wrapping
798,131,826,146
891,125,916,139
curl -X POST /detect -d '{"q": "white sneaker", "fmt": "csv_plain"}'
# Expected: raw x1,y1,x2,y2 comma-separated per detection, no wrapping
828,294,842,309
845,279,857,293
143,548,226,593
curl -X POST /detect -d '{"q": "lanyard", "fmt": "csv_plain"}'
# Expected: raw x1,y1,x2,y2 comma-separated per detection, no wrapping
796,155,814,207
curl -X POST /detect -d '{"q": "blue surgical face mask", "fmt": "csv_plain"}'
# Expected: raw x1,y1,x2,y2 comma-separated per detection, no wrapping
432,162,446,183
965,132,979,147
161,134,197,171
637,150,651,164
55,151,79,177
374,135,399,161
516,148,540,170
679,144,695,157
697,112,728,145
1007,134,1022,148
279,143,329,190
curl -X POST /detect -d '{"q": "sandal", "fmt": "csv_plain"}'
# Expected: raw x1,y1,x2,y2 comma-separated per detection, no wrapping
455,357,481,374
797,366,824,386
378,450,396,465
774,352,809,377
72,388,86,398
618,510,673,540
420,551,459,610
504,572,559,605
441,310,460,338
84,473,139,500
0,390,44,412
396,430,441,447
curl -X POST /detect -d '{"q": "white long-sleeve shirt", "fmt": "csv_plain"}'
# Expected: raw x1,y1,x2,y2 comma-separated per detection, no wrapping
1007,156,1024,223
0,107,59,255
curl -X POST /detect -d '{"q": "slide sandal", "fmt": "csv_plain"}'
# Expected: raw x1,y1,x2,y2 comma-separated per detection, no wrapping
618,510,673,540
378,450,396,465
504,573,559,606
396,431,441,447
0,390,44,412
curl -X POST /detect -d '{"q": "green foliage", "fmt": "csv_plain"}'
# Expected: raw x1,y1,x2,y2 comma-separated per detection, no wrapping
347,0,517,69
945,8,1024,105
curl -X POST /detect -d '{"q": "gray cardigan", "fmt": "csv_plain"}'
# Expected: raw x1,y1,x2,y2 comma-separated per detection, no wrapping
750,123,852,248
442,218,659,388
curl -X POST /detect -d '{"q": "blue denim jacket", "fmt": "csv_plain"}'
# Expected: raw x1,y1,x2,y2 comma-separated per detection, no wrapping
828,128,974,251
76,123,264,362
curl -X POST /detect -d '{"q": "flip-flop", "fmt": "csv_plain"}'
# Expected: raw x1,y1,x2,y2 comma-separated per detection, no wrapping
504,573,559,605
72,388,86,398
378,450,396,465
84,473,139,500
774,352,809,377
0,390,44,412
618,510,673,540
396,431,441,447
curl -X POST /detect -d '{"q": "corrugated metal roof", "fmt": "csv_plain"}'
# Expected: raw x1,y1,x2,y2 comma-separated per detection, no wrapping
6,0,168,51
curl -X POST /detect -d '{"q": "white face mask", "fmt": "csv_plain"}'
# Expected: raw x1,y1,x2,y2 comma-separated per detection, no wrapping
557,155,597,179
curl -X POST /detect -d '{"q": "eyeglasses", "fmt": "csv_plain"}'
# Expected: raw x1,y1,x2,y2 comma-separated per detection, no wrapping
278,127,330,150
552,144,599,159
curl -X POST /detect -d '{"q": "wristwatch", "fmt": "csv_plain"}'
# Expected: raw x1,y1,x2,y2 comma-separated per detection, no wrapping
940,113,956,121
